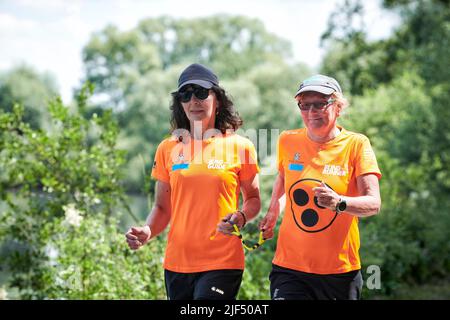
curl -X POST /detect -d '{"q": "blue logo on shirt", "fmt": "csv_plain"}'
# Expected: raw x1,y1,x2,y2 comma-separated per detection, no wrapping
172,163,189,171
289,163,304,171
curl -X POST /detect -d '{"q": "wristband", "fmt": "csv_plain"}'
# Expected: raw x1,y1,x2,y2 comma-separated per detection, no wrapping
236,210,247,228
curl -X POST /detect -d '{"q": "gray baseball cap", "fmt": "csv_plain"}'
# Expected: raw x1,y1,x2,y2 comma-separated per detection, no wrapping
177,63,219,91
295,74,342,96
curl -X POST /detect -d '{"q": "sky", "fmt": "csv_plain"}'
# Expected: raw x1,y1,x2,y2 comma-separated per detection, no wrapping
0,0,400,103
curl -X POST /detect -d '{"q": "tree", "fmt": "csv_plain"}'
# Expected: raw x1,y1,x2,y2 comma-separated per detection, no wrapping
382,0,450,86
80,15,308,193
319,0,450,296
82,15,292,111
0,65,59,129
0,84,151,298
320,0,450,95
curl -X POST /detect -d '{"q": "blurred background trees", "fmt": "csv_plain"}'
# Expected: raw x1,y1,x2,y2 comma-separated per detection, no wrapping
80,15,309,193
320,0,450,298
0,65,59,130
0,0,449,299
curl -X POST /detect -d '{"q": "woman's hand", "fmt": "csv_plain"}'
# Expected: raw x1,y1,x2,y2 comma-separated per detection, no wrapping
125,225,151,250
217,212,245,235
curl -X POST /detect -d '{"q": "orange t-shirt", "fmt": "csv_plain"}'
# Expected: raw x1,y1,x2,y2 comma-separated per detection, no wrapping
151,133,259,273
273,126,381,274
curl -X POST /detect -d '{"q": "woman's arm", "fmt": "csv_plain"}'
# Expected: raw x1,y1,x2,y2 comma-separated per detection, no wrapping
145,180,172,238
217,174,261,234
125,180,171,249
240,173,262,222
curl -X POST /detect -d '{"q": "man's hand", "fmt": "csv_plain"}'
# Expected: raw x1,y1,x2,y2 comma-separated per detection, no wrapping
312,181,340,211
259,211,279,240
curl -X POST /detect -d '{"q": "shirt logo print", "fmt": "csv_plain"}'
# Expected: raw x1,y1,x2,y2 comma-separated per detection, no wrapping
207,159,226,170
322,164,347,176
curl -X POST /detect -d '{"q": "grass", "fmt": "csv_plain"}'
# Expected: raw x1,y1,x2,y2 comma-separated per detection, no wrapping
391,280,450,300
369,278,450,300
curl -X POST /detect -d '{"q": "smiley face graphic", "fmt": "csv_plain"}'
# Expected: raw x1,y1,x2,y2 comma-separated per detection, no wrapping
288,178,338,233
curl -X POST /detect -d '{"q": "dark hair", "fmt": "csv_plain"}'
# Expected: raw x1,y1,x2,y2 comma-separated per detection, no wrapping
169,85,243,134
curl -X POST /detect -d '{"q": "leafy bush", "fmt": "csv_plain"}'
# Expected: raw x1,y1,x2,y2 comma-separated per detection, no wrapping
43,211,165,299
342,72,450,297
0,83,165,299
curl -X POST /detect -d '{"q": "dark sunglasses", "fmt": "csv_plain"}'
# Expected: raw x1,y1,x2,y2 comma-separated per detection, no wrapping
178,86,210,103
297,98,335,111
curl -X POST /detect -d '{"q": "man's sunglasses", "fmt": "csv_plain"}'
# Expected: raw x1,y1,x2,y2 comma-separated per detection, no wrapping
178,86,210,103
297,98,335,111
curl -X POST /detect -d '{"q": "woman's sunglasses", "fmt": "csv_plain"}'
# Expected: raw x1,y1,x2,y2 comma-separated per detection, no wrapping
178,86,210,103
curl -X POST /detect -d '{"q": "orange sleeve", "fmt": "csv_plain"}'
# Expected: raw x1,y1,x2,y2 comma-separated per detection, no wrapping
239,140,260,181
354,136,382,180
151,141,170,183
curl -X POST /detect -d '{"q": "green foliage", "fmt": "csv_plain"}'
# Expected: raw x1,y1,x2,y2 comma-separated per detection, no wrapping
42,213,165,299
0,65,59,129
321,0,450,96
238,173,283,299
0,84,149,299
83,15,292,109
136,15,292,77
1,4,449,299
81,15,310,193
320,0,450,297
239,232,278,299
239,246,273,300
340,72,450,297
0,83,126,217
321,39,393,96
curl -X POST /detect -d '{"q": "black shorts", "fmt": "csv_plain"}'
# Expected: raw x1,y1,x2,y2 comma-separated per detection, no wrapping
164,269,243,300
269,264,363,300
